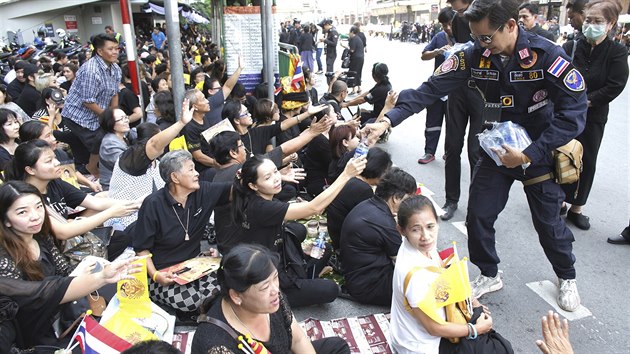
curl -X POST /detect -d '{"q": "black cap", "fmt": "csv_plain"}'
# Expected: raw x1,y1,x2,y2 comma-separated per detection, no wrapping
319,19,333,27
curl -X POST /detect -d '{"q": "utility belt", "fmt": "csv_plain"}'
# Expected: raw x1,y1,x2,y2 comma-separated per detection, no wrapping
522,139,583,193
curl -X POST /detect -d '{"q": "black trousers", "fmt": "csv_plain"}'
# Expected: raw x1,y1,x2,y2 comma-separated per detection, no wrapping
562,119,606,206
424,98,448,155
348,56,364,87
326,49,337,72
312,337,351,354
444,85,484,204
466,156,576,279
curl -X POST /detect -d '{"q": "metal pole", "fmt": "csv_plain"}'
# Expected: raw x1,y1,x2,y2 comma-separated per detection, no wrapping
119,0,144,114
165,0,185,121
261,0,269,90
262,0,274,99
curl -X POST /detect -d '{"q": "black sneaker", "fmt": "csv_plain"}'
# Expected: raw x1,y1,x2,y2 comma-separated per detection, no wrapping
441,202,458,221
567,210,590,230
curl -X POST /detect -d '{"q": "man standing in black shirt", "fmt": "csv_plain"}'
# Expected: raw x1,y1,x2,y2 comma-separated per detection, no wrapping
518,3,555,41
319,20,339,73
439,0,484,221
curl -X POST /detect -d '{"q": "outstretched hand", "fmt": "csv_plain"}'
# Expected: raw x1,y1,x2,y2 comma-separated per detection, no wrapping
536,311,574,354
307,104,327,116
280,165,306,183
100,257,143,284
309,116,333,135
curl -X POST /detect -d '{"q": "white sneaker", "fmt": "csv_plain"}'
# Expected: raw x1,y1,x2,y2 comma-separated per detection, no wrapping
557,278,580,312
471,271,504,299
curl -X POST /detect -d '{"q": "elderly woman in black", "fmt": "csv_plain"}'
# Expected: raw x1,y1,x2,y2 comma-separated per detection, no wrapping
192,244,349,354
561,0,629,230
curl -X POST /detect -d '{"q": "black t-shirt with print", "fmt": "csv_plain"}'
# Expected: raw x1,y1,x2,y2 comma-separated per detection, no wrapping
44,179,88,218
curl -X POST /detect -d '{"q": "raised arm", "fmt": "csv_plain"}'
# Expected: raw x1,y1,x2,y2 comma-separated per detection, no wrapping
145,98,194,160
222,55,245,98
284,156,366,220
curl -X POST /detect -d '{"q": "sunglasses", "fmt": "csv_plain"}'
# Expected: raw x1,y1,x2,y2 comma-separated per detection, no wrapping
470,25,504,44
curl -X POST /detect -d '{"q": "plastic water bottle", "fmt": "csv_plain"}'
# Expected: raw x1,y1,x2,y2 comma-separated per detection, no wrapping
310,232,326,259
353,138,369,159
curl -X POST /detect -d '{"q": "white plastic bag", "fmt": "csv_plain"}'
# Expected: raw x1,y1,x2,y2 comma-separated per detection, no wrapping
478,121,532,167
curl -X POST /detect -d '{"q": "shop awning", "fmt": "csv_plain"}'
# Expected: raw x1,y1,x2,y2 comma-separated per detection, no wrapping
142,1,210,24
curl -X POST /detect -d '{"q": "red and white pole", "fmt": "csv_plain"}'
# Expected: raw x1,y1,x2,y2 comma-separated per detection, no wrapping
119,0,142,103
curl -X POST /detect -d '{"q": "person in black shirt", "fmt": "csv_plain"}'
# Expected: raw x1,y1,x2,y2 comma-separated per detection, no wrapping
230,152,366,307
518,3,556,41
319,20,339,72
344,26,365,95
6,61,27,101
182,88,219,173
560,0,629,230
339,168,417,306
224,99,326,157
435,0,485,221
16,64,41,118
192,244,349,354
5,140,139,260
341,62,392,125
118,64,143,127
298,25,315,72
133,149,231,312
0,181,140,351
327,147,392,250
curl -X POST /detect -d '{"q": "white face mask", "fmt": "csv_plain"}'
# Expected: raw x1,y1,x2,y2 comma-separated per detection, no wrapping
582,23,607,41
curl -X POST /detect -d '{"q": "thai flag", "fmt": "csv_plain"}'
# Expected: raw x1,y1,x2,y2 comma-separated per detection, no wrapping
547,56,570,78
74,315,132,354
291,62,304,90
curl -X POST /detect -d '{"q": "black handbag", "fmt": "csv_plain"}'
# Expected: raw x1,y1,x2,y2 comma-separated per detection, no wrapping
341,49,351,69
276,222,308,289
439,307,514,354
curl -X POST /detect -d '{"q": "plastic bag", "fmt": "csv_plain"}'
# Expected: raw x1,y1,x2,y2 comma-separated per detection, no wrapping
443,41,474,58
478,121,532,167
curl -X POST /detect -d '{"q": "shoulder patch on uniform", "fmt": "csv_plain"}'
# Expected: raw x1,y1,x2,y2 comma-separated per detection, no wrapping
520,51,538,69
434,54,459,76
547,56,570,78
563,68,585,92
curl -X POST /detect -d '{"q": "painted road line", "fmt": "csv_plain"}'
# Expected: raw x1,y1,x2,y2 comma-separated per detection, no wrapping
452,221,467,238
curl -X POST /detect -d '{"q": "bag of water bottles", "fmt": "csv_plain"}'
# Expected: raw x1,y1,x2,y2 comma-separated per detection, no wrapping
478,121,532,167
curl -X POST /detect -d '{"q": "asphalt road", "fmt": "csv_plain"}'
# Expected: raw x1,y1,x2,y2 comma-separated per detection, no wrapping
295,36,630,354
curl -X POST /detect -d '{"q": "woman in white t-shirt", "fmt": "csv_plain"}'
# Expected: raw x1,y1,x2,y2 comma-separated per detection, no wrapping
390,195,493,354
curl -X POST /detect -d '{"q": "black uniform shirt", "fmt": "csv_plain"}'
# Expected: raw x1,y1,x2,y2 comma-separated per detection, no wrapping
386,28,587,167
340,197,401,295
133,181,231,270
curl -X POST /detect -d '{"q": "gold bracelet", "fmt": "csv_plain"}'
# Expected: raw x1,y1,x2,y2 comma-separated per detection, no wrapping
152,271,160,282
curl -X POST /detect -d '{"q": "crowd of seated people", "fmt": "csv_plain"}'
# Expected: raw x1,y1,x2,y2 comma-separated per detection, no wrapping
0,17,586,354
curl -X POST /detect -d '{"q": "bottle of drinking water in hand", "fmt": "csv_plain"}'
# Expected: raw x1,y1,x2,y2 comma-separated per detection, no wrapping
353,137,369,159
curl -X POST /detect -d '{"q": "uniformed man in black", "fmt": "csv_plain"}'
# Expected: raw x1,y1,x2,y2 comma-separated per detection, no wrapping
319,19,339,73
518,2,556,41
440,0,485,221
365,0,587,312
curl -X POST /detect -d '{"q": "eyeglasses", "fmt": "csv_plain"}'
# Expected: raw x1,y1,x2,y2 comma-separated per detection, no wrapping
209,86,221,91
239,111,251,118
115,115,129,122
470,25,504,44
